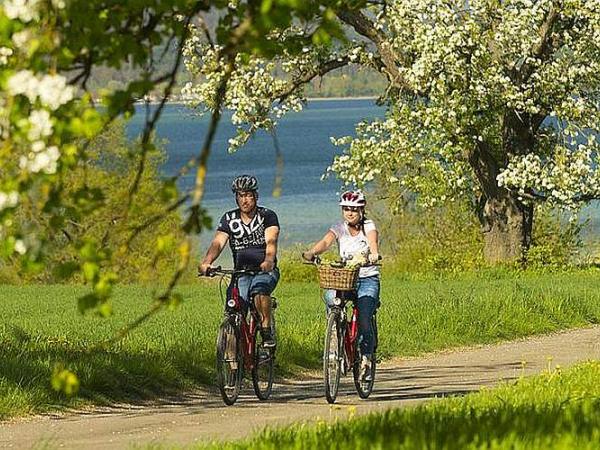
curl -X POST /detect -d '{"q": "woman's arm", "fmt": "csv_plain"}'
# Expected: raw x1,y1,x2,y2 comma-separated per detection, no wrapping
366,228,380,263
303,230,336,260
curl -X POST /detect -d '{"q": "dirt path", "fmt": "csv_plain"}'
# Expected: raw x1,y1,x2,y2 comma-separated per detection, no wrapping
2,326,599,449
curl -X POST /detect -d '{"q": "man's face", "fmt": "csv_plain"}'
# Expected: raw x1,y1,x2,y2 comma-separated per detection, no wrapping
236,191,257,213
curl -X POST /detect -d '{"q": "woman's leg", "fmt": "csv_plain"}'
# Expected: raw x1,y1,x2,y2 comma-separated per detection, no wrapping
355,276,380,356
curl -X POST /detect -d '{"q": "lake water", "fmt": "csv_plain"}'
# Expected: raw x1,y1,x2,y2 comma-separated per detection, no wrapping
127,99,600,251
127,99,385,247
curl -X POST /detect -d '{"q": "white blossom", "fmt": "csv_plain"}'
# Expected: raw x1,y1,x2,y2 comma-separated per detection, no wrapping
27,109,53,140
7,70,38,102
6,71,74,110
0,47,13,65
37,75,74,110
0,191,19,211
3,0,41,23
20,145,60,174
13,239,27,255
11,29,32,51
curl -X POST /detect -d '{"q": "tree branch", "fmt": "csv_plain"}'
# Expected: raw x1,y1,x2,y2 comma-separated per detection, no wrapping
276,56,351,103
519,5,559,82
336,8,412,93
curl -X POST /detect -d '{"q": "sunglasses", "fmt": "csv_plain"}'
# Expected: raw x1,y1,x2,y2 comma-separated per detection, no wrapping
342,206,360,212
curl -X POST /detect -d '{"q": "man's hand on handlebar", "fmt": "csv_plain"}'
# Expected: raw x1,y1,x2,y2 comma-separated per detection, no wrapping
198,262,213,276
260,259,275,272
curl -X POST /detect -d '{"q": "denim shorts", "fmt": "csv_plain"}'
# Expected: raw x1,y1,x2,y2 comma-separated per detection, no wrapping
323,275,380,307
230,268,280,305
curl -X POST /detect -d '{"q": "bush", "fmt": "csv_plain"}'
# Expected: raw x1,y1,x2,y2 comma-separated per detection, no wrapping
2,120,186,284
369,187,585,274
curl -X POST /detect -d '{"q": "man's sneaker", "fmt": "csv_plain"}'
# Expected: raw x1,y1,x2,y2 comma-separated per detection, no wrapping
360,355,373,382
261,328,276,348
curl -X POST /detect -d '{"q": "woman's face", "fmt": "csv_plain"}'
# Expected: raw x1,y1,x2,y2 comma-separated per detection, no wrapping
342,206,361,226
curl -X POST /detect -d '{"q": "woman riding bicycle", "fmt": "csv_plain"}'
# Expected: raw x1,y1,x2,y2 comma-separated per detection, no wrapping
302,190,380,381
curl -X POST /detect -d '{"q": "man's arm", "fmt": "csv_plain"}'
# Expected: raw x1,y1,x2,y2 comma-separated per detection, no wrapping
260,225,279,272
199,231,229,274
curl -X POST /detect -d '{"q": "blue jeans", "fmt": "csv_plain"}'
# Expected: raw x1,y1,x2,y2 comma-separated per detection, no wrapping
229,268,280,306
324,275,380,355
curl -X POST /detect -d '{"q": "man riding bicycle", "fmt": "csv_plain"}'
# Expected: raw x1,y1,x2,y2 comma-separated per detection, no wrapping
303,190,380,381
199,175,280,348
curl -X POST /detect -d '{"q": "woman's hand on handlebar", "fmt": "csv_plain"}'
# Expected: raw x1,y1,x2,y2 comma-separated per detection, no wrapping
301,251,315,262
368,253,382,265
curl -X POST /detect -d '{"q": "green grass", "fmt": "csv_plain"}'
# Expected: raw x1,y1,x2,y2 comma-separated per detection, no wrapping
2,270,600,419
193,361,600,450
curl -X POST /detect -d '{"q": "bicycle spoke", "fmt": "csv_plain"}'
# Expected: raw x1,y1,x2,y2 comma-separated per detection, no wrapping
216,319,242,406
252,326,275,400
324,311,343,404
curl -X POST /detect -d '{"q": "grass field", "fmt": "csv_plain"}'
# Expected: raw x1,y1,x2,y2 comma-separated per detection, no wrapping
2,269,600,419
193,361,600,450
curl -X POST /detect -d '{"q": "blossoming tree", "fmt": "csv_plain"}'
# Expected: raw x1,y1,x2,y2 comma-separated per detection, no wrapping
184,0,600,263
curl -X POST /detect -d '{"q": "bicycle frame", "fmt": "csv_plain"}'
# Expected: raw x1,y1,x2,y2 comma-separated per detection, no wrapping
333,298,360,368
229,284,258,372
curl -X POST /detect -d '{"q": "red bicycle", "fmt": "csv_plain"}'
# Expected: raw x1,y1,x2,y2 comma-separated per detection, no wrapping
307,258,378,403
203,267,277,406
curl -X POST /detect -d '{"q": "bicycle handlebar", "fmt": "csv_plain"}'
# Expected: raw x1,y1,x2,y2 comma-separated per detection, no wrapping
301,254,382,268
199,266,261,277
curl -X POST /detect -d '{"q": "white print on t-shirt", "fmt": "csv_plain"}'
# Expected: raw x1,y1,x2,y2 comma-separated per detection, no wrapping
330,220,380,278
226,212,265,240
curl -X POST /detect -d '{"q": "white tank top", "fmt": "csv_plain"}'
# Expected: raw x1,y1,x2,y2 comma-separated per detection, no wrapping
329,220,380,278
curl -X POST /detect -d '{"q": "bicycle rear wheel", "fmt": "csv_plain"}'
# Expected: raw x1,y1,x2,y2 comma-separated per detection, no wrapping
353,315,377,399
216,318,243,406
252,317,275,400
324,310,343,404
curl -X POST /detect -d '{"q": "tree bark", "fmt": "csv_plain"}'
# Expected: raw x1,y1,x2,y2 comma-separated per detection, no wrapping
470,141,533,264
480,192,533,264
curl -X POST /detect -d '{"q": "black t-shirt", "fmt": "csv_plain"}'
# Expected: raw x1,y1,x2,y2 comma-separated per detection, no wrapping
217,207,279,269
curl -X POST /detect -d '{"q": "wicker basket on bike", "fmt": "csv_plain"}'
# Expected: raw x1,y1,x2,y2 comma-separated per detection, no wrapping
317,264,359,291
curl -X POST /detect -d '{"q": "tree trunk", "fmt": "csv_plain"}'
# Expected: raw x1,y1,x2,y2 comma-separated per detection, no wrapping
481,192,533,264
470,137,535,265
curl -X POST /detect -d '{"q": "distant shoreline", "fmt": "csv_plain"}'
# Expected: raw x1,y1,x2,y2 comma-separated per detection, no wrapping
134,96,378,106
306,96,377,101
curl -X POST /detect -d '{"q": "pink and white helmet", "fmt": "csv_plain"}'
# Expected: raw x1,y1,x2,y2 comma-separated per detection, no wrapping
339,190,366,208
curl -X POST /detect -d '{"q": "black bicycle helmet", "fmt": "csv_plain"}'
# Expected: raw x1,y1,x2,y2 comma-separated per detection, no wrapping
231,175,258,193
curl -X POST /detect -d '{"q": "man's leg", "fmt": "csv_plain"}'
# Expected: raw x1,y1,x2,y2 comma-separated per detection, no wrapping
254,293,272,329
249,269,279,348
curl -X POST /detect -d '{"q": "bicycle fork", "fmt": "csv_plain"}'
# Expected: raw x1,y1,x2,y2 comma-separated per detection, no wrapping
229,286,257,372
343,306,360,371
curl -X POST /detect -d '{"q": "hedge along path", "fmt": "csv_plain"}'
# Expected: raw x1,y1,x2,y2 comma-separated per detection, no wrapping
1,326,599,450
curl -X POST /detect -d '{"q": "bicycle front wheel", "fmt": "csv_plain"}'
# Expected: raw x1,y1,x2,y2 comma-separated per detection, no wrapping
353,315,377,399
216,318,243,406
324,310,343,404
252,321,275,400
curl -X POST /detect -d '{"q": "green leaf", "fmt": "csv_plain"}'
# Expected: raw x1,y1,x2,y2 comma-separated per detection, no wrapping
82,261,100,282
51,364,80,396
53,262,80,280
260,0,274,14
160,179,178,202
78,293,100,314
166,293,183,311
94,273,117,298
97,300,113,318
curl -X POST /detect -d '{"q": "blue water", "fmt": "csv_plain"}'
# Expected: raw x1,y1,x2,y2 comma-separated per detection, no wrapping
127,99,385,246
